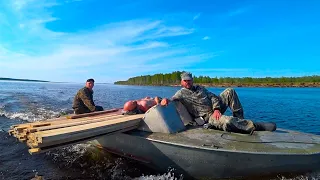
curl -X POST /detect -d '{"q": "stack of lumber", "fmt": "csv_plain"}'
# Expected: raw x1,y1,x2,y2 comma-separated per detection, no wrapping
8,109,143,154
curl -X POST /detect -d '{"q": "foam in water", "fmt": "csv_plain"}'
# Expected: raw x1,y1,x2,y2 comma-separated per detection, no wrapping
0,108,70,122
135,169,184,180
43,143,185,180
44,143,135,180
275,172,320,180
47,144,93,165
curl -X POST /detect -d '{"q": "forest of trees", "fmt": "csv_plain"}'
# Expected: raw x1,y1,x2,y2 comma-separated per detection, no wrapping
114,71,320,87
0,78,49,82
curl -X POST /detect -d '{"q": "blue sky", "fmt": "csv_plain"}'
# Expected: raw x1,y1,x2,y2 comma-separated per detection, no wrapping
0,0,319,83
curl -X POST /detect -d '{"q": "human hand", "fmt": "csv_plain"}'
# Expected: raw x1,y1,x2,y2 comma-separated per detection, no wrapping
160,98,169,106
154,97,160,104
212,110,221,120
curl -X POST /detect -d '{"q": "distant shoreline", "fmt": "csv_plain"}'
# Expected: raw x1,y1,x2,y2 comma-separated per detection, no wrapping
114,71,320,88
0,78,49,83
179,82,320,88
1,78,319,87
116,82,320,88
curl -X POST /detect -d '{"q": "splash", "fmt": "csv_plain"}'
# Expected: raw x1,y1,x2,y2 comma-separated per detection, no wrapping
0,91,73,122
47,144,93,166
42,143,184,180
0,108,71,122
44,144,135,180
136,168,184,180
275,171,320,180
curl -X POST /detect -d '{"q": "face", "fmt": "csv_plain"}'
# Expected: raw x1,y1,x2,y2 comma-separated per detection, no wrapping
181,79,193,89
86,81,94,90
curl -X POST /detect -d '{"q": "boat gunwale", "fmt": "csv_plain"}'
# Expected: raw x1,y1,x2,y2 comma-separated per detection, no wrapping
120,127,320,156
143,137,320,155
96,109,320,155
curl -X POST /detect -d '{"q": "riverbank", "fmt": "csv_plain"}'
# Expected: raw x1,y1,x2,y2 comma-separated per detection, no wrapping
0,78,49,83
184,82,320,88
116,82,320,88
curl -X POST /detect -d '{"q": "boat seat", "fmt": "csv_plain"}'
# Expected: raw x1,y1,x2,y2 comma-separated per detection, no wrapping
137,101,192,133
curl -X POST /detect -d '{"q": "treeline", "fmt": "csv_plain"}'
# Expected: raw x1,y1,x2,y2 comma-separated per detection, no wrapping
114,71,320,87
0,78,49,82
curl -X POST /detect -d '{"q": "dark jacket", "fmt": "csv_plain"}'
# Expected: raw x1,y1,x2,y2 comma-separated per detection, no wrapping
72,87,96,113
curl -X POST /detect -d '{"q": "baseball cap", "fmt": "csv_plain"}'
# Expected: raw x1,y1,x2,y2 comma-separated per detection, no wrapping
181,72,193,80
86,78,95,83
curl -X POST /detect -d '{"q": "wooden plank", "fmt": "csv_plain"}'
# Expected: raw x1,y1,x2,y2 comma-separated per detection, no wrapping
12,112,122,135
11,114,121,141
9,109,120,132
8,130,14,136
28,124,138,154
35,118,140,147
32,115,143,148
46,112,122,125
14,123,52,131
19,138,27,142
66,109,120,119
36,114,142,137
27,139,38,148
15,132,27,140
10,116,67,129
28,148,40,154
28,114,125,132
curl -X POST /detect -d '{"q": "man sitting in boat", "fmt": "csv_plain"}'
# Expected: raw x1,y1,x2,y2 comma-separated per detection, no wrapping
122,96,162,114
72,78,104,114
160,72,277,134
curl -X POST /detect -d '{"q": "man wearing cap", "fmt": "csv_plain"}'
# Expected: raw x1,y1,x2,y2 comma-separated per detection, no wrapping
160,72,276,134
72,78,104,114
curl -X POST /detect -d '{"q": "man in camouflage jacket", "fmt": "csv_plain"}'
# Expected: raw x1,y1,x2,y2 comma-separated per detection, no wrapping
72,79,103,114
161,72,276,134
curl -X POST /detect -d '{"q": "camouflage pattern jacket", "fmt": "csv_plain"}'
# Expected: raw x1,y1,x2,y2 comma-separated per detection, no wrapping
72,87,96,112
172,85,220,119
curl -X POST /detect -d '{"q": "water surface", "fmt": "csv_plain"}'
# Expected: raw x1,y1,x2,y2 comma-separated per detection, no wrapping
0,81,319,180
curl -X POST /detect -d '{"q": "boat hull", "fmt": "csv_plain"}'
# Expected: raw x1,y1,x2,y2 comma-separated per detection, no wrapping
90,128,320,179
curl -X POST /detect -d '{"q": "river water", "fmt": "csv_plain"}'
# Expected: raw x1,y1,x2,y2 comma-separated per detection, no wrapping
0,81,319,180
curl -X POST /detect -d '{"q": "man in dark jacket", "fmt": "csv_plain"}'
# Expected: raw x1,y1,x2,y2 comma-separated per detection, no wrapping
72,78,104,114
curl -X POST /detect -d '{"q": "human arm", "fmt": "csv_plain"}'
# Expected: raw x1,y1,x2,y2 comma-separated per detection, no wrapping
154,96,162,104
160,91,182,106
203,88,222,120
79,89,96,112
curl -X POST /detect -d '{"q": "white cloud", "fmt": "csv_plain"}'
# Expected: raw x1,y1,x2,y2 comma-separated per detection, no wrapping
65,0,82,3
228,7,249,17
0,0,217,82
202,36,210,40
193,13,201,20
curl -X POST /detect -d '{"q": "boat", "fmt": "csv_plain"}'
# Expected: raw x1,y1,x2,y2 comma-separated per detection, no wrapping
89,101,320,180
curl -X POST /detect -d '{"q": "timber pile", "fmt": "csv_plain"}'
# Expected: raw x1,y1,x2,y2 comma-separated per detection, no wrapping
8,109,143,155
